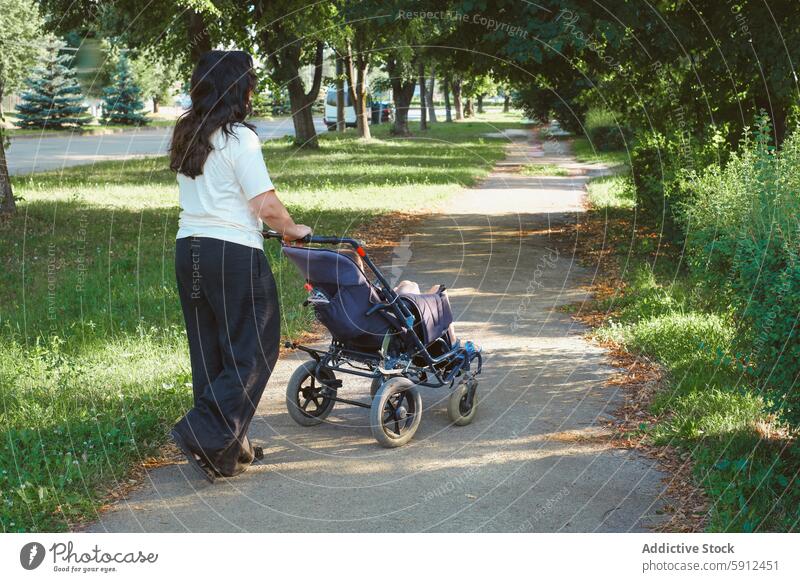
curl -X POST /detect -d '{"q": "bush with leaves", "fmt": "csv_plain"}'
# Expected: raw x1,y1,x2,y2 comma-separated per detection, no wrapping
629,128,725,242
585,109,631,151
683,116,800,424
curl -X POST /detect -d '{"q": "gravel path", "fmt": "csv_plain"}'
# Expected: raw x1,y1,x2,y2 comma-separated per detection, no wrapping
84,130,667,532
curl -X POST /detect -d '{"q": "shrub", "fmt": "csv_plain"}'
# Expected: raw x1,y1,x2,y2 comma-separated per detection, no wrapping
683,117,800,423
585,109,631,151
629,128,724,242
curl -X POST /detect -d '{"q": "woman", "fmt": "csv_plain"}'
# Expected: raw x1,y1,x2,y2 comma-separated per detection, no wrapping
168,50,310,483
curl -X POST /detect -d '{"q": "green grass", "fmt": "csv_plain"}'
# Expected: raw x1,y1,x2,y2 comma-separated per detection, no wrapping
0,113,519,532
519,163,570,176
585,174,634,210
572,136,629,167
587,174,799,532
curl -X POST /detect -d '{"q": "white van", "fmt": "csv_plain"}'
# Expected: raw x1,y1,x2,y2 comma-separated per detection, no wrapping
323,85,392,130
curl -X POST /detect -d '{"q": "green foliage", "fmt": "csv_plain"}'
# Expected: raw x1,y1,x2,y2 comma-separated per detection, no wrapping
102,54,148,126
571,137,629,167
585,174,634,209
592,255,798,531
0,0,44,97
585,109,630,151
130,50,179,109
512,80,589,133
628,128,724,241
14,40,91,129
683,117,800,424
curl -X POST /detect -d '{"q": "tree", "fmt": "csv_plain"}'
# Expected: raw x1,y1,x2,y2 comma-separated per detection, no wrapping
15,40,91,130
102,54,148,125
463,74,497,115
418,61,428,130
343,40,371,139
451,77,463,120
335,55,345,132
250,0,337,148
386,49,417,136
427,65,437,123
443,75,453,122
0,0,44,215
40,0,219,77
131,51,179,114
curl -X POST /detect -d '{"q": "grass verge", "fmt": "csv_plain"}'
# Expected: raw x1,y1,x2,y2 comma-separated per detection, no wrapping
572,136,630,167
570,159,798,532
0,112,519,532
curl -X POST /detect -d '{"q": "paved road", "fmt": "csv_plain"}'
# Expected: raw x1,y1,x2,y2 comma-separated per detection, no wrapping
83,131,667,532
5,117,327,176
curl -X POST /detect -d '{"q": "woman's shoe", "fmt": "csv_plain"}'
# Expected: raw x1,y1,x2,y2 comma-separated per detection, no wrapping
169,429,216,484
251,446,265,465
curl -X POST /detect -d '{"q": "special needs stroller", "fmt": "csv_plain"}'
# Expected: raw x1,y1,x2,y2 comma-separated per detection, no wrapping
265,230,483,447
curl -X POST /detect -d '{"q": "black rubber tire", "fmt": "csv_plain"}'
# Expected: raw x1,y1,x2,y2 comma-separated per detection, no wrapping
369,377,422,448
447,380,478,426
285,361,336,426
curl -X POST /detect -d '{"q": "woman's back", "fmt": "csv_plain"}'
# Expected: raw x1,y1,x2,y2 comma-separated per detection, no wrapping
176,123,272,250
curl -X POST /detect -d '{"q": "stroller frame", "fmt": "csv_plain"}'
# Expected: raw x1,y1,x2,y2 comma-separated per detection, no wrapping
266,230,482,447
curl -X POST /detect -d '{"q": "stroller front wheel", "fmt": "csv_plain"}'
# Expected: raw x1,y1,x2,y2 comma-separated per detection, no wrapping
447,378,478,426
286,361,337,426
370,377,422,448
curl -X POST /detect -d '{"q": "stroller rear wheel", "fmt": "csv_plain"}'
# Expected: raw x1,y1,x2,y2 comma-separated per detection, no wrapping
286,361,336,426
370,377,422,448
447,378,478,426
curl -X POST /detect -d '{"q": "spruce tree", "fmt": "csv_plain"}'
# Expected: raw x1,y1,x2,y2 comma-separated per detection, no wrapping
102,54,148,126
14,41,91,130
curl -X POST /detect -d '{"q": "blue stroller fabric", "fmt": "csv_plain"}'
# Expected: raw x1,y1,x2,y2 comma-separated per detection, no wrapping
282,246,393,344
398,292,454,346
282,246,454,350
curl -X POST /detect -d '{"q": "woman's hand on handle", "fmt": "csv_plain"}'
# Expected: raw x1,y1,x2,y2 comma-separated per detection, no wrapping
248,189,309,244
283,224,312,243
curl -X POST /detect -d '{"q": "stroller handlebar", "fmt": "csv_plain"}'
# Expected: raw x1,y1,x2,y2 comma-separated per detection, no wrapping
263,230,361,249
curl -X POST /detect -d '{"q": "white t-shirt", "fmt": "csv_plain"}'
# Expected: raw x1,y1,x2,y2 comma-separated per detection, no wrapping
176,123,274,250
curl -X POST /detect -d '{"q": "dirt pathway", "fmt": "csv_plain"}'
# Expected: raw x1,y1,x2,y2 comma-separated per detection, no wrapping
85,130,667,532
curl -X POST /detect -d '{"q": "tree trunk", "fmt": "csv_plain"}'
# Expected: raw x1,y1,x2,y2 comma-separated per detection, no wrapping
477,94,484,114
418,61,427,131
452,78,463,120
0,138,13,215
276,41,324,148
387,56,415,136
153,97,160,114
503,94,510,113
443,76,452,122
427,65,437,123
188,10,211,63
464,98,473,118
335,56,345,132
0,85,13,215
287,77,319,147
355,61,370,139
344,43,370,139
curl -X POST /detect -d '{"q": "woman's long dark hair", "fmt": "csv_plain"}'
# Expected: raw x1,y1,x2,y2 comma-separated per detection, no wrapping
169,50,257,178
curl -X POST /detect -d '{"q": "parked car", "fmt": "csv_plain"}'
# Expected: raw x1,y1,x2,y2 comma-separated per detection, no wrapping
323,85,393,129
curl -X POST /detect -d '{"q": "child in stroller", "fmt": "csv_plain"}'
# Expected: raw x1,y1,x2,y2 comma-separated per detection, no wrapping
266,230,482,447
338,247,459,346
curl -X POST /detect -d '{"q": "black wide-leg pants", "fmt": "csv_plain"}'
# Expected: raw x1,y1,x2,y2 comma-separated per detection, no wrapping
173,236,280,477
